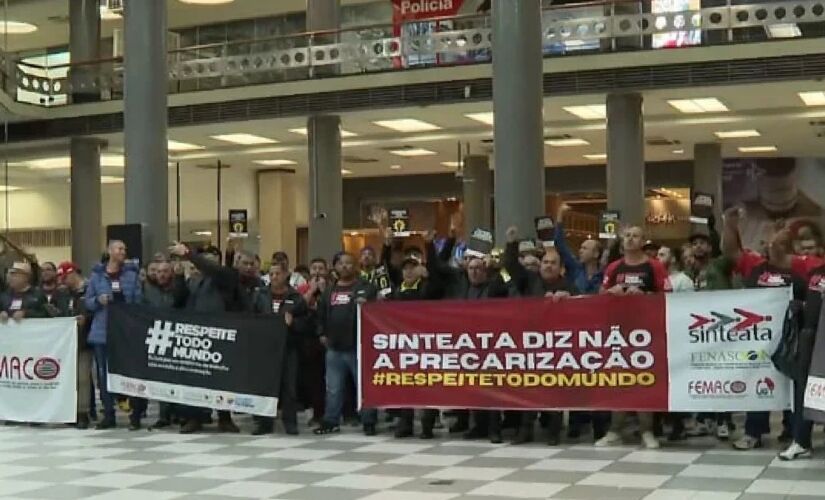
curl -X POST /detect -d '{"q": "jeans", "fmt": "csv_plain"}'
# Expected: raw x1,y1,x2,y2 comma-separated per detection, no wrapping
92,344,115,420
322,349,376,426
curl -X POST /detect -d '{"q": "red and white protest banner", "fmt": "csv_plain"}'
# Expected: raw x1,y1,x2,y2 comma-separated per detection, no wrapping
358,288,792,411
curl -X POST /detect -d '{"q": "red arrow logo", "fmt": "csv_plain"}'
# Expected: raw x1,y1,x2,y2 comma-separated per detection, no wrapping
733,308,769,331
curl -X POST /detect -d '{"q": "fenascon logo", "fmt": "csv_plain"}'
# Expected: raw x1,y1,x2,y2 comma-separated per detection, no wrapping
688,308,772,344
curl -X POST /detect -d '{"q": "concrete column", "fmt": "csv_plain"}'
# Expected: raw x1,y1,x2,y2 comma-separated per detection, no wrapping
307,0,342,260
693,143,723,223
307,115,343,260
69,0,101,103
70,138,103,272
492,0,545,242
258,169,297,264
606,92,645,227
124,0,168,260
462,155,492,234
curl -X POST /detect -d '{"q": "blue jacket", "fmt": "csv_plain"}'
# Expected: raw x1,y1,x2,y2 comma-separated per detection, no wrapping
84,261,142,345
554,223,604,295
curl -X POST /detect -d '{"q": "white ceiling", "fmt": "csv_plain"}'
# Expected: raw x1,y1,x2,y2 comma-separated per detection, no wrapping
3,77,825,190
0,0,377,52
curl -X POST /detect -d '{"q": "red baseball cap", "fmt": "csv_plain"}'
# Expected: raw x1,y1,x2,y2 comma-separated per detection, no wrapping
57,261,79,279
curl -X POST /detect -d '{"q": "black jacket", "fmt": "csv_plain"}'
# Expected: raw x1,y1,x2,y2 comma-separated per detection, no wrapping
0,287,47,318
317,279,377,351
504,241,579,298
252,286,310,347
178,254,258,313
425,241,489,300
143,280,182,309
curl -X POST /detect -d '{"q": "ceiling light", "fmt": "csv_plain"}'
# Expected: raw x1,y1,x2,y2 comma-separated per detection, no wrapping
546,138,590,147
192,230,213,236
341,169,353,175
667,98,728,113
441,161,461,168
178,0,234,4
0,21,38,34
465,112,494,125
799,91,825,106
373,119,441,133
168,140,205,151
583,153,607,161
563,105,606,120
390,164,402,170
100,176,124,184
390,148,436,157
99,6,122,20
714,129,761,139
253,159,296,166
672,149,685,154
288,127,357,138
767,23,801,38
0,185,20,192
211,133,277,145
738,146,777,153
24,154,124,170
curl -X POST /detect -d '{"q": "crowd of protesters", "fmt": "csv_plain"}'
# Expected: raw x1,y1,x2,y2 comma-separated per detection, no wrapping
1,204,824,460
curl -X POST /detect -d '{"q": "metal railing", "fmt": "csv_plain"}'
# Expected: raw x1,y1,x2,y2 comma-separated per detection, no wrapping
9,0,825,107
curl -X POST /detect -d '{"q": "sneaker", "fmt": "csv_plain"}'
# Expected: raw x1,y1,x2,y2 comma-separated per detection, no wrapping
489,431,503,444
284,422,299,436
685,421,710,438
595,431,622,447
733,435,762,450
716,423,730,440
642,431,660,450
778,442,812,461
251,424,273,436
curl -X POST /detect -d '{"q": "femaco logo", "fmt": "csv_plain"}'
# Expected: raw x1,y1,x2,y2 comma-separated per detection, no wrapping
688,308,772,344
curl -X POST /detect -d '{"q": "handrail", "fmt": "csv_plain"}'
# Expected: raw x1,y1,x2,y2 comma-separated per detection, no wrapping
8,0,825,107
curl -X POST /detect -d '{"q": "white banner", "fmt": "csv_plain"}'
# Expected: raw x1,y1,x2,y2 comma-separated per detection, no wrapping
667,288,793,412
0,318,77,423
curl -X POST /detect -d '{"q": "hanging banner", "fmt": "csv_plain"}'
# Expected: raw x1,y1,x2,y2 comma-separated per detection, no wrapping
0,318,77,423
359,288,792,411
107,304,286,417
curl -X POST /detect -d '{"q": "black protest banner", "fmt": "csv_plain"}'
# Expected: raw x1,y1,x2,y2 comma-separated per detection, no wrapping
107,304,286,417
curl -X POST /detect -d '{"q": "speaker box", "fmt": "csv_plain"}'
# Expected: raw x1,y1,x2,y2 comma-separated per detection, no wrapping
106,224,144,264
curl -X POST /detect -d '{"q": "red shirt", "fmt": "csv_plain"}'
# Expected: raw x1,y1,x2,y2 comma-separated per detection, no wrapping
602,257,670,293
735,251,825,281
734,250,818,300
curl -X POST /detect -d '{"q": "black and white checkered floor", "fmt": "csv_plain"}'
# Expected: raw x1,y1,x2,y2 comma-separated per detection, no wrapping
0,411,823,500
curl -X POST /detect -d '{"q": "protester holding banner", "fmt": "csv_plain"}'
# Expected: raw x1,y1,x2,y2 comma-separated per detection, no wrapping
251,261,308,436
425,230,502,443
84,240,142,430
169,243,252,434
779,260,825,460
504,226,578,446
390,233,441,439
721,209,822,450
314,252,379,436
0,262,47,323
596,226,669,450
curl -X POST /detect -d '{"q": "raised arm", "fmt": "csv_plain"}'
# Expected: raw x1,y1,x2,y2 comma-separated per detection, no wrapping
721,207,743,262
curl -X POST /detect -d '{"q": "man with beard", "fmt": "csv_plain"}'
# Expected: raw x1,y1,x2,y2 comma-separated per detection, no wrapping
313,253,379,436
38,262,65,318
251,261,308,436
168,244,261,434
56,262,93,429
504,226,578,446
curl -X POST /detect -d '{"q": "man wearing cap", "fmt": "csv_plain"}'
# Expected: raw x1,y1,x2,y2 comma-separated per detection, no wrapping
389,241,441,439
0,262,47,323
85,240,142,429
57,262,94,429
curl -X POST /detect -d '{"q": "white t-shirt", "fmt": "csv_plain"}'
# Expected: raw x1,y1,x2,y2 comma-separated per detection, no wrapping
668,271,695,293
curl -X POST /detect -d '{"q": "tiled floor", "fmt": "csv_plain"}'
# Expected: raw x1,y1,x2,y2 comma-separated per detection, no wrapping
0,412,823,500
